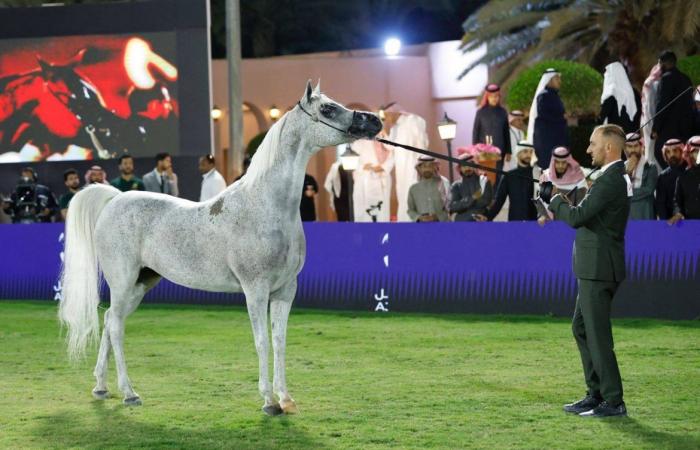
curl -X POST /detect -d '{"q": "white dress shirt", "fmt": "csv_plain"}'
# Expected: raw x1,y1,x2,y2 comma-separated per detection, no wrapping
200,169,227,201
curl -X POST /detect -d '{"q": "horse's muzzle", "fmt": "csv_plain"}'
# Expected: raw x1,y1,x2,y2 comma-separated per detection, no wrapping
348,112,383,139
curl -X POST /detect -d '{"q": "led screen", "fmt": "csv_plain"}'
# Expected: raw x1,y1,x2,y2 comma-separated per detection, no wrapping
0,32,179,163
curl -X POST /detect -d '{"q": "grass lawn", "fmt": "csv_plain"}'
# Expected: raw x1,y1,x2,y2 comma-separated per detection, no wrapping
0,300,698,449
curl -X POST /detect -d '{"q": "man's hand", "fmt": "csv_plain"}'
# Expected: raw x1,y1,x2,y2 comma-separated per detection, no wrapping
537,216,548,227
418,214,437,222
651,131,657,140
304,186,315,198
668,213,684,226
472,190,482,200
473,213,488,222
372,165,385,173
504,154,512,162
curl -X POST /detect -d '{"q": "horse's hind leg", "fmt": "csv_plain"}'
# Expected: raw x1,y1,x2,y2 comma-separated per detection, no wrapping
243,282,279,415
270,279,297,414
92,311,112,400
107,268,161,406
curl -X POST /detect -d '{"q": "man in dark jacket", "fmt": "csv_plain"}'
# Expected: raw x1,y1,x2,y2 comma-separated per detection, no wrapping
651,51,695,169
655,139,686,219
472,83,511,164
479,141,538,222
669,137,700,224
549,124,630,418
450,150,494,221
529,69,568,170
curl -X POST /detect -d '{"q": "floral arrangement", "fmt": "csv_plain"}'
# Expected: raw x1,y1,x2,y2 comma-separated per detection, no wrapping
469,142,502,161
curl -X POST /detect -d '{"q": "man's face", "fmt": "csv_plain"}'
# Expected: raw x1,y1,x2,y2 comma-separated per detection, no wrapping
690,148,699,165
119,157,134,175
487,92,500,106
587,130,608,167
90,171,104,183
624,142,642,160
665,147,682,166
517,148,533,166
510,117,524,130
419,162,435,179
459,165,475,177
21,170,34,182
554,159,569,176
548,75,562,90
158,156,172,171
65,173,79,190
198,157,213,175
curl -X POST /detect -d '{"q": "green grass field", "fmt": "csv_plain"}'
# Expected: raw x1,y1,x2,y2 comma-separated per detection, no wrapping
0,300,698,449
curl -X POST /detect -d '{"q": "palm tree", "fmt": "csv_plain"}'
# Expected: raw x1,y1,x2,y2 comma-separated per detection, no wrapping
459,0,700,87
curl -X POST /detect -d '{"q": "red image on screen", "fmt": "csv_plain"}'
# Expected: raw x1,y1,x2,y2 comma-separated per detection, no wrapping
0,33,179,163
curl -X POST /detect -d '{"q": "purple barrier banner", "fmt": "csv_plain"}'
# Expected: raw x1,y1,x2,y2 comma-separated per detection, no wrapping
0,222,698,319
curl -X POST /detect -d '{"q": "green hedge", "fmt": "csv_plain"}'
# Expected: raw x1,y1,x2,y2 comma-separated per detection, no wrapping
678,55,700,87
506,60,603,117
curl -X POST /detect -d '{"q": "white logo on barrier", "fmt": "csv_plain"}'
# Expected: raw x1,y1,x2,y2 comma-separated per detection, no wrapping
374,288,389,312
54,232,65,302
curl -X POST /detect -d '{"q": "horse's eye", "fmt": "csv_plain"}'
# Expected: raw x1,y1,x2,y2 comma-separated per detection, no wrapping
319,104,337,118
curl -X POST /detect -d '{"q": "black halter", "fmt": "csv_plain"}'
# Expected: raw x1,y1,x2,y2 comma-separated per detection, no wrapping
297,101,359,136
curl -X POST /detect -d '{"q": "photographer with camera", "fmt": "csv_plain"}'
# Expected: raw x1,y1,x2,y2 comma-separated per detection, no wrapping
9,167,58,224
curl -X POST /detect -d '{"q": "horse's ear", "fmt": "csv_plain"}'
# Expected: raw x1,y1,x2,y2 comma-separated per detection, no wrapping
67,48,87,68
313,79,321,95
304,79,313,103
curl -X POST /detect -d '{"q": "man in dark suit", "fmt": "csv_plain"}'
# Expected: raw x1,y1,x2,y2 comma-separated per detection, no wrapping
547,124,631,417
651,51,695,169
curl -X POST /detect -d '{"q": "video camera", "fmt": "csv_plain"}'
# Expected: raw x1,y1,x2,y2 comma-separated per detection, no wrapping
11,176,48,224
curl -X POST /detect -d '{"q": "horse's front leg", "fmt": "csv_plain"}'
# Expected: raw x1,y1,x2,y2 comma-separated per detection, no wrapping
243,282,280,415
270,279,297,414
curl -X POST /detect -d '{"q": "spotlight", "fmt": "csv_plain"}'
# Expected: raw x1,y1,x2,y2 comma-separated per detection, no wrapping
269,105,281,121
211,106,223,121
384,38,401,57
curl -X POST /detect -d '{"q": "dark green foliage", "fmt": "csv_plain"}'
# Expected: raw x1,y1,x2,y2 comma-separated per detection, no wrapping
678,55,700,87
506,60,603,117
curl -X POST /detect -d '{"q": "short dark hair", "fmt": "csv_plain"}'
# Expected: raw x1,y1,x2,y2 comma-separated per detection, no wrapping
118,153,133,164
201,154,215,165
155,152,170,163
63,169,78,181
658,50,677,65
21,167,36,180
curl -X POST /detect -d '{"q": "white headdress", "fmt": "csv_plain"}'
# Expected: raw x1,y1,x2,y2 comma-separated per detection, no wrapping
601,62,637,120
527,68,560,143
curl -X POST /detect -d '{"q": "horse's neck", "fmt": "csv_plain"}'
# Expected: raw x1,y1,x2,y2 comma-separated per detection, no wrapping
238,116,315,215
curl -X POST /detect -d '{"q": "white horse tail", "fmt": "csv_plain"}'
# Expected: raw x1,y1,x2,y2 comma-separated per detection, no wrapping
59,184,120,360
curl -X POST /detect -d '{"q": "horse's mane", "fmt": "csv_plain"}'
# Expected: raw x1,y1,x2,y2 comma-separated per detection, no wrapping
239,111,290,187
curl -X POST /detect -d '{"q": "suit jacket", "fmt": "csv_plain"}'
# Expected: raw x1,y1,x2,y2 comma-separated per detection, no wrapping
143,169,179,197
652,68,694,140
549,161,630,282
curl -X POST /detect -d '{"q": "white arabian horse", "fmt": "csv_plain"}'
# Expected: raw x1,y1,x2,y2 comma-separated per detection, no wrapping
59,81,382,414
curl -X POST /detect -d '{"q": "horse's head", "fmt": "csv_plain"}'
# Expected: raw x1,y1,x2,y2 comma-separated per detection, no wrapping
297,80,382,147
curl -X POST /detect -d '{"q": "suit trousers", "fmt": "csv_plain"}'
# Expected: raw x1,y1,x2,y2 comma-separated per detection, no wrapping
572,279,624,405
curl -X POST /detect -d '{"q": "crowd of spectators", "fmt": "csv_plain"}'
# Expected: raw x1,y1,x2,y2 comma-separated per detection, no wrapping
399,50,700,225
2,51,698,225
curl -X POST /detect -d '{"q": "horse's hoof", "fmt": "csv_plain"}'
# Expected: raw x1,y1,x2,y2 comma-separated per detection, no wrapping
280,399,299,414
123,396,142,406
262,403,284,416
92,390,110,400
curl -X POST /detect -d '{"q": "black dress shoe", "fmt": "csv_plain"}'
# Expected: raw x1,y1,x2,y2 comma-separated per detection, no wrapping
580,401,627,418
563,395,602,414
